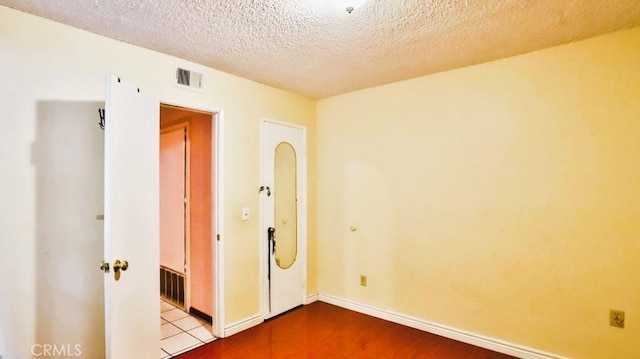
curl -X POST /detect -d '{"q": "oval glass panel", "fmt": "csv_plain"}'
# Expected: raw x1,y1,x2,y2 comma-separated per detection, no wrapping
274,142,297,269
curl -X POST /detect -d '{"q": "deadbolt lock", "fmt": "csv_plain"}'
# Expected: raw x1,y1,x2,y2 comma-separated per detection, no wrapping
113,260,129,272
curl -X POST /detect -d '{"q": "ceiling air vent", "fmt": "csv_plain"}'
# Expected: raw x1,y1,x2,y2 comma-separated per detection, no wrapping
175,67,203,90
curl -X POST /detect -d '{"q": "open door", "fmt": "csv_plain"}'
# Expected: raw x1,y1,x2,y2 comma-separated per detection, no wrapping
160,125,188,310
102,75,160,358
261,119,307,318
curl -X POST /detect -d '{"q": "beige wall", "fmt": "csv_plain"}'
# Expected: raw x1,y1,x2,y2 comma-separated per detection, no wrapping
0,5,317,358
316,27,640,358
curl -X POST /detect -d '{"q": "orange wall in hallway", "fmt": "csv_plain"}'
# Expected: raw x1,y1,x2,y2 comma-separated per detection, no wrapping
188,113,213,316
160,126,187,273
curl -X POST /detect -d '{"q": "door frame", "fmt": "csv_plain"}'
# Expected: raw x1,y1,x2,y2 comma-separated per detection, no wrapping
161,100,225,338
259,118,308,320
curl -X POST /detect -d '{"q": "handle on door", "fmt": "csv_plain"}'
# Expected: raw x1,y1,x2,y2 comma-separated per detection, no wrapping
267,226,276,312
268,227,276,255
99,260,110,273
113,259,129,272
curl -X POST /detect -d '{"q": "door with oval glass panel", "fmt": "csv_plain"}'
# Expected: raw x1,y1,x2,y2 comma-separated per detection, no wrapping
261,119,307,318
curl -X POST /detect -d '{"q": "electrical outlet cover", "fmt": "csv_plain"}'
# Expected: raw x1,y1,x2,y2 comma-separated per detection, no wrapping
610,310,625,328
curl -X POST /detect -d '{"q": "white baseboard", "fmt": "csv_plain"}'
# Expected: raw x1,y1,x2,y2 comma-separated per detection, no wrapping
305,292,319,304
317,294,566,359
224,294,318,337
223,314,263,337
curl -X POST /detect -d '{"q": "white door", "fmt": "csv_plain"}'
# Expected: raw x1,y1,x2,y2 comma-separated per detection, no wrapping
261,119,307,318
159,127,188,309
103,75,160,359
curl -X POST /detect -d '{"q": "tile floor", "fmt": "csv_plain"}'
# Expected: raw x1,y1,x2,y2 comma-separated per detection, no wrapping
160,300,216,358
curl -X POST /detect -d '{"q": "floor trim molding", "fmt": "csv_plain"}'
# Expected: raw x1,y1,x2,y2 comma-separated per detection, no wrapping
305,292,319,304
317,294,566,359
223,314,263,337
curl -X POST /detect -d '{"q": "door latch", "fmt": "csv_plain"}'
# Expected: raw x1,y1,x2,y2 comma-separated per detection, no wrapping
100,259,129,279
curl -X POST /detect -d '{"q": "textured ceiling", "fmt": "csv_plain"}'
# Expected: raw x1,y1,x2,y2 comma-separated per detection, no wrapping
2,0,640,99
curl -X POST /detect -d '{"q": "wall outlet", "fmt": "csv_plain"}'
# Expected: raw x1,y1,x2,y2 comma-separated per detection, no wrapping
360,275,367,287
610,310,625,328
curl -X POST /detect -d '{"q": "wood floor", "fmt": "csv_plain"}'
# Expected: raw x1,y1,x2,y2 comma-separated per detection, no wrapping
177,302,517,359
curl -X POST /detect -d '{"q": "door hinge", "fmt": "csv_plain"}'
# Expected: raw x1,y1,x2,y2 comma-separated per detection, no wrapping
259,186,271,197
98,108,106,130
216,234,221,242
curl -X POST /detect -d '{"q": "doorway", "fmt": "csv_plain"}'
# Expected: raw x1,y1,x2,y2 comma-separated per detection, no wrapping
101,77,224,358
159,104,218,357
261,119,308,319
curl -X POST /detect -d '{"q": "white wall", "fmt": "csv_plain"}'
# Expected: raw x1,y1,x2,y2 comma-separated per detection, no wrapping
31,101,105,358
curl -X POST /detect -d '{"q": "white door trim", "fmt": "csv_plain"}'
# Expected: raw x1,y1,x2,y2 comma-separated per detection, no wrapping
160,100,225,338
259,118,308,320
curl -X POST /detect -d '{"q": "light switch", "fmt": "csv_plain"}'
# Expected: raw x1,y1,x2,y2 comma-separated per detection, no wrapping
242,207,250,221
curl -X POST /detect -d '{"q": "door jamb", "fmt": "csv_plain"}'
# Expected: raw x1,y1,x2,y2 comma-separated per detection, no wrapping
259,117,308,320
161,100,225,338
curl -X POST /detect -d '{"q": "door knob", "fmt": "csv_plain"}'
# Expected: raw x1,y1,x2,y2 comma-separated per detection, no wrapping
113,260,129,272
99,260,110,273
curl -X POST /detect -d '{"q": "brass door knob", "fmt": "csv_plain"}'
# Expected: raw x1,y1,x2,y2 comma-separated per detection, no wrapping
113,260,128,272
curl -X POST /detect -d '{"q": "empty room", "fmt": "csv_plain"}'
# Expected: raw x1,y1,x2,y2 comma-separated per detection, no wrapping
1,1,639,359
